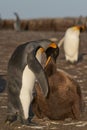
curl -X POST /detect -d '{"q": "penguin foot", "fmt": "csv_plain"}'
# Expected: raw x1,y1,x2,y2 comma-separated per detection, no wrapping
21,118,38,126
28,117,38,126
66,60,78,65
27,120,38,126
5,115,17,125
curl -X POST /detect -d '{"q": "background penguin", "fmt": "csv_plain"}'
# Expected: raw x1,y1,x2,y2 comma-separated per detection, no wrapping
6,39,58,125
63,25,85,63
32,46,83,120
14,12,21,31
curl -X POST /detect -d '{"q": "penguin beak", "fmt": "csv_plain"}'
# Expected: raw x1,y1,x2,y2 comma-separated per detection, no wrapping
45,44,59,67
27,47,48,97
45,56,51,67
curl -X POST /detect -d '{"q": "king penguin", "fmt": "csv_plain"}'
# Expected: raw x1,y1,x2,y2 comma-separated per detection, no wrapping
64,25,85,63
6,39,58,125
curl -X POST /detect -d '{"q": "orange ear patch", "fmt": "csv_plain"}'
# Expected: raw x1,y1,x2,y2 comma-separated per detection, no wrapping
49,42,57,48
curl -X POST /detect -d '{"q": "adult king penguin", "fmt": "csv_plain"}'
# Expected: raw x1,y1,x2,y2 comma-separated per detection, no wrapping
6,39,58,125
64,25,85,63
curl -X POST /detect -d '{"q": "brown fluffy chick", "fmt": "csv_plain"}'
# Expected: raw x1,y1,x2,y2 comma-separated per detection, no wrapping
32,54,83,120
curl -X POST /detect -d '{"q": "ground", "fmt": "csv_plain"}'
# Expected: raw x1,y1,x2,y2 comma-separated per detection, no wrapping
0,30,87,130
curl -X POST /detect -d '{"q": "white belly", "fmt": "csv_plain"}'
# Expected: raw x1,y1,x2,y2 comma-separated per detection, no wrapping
19,65,35,119
64,37,79,55
64,33,79,62
19,49,42,119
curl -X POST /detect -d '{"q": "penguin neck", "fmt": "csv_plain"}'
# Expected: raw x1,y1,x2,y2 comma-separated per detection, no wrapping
35,49,42,63
67,28,80,37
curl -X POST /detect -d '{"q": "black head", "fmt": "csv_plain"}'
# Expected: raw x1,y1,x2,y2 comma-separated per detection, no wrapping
45,46,59,62
80,25,86,32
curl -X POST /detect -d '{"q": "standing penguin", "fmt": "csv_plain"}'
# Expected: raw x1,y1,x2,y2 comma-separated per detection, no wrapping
64,25,85,63
14,12,21,31
6,39,58,125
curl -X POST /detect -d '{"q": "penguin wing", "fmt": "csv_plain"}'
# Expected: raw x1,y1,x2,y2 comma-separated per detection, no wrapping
27,50,49,97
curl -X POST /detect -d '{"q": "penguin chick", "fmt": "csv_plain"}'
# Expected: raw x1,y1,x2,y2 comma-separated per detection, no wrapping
6,39,58,125
32,47,83,120
64,25,85,63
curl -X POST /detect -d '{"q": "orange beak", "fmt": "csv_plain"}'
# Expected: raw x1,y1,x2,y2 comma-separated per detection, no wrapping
45,56,51,67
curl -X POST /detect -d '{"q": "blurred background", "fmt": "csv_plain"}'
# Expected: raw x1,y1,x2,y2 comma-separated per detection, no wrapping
0,0,87,19
0,0,87,31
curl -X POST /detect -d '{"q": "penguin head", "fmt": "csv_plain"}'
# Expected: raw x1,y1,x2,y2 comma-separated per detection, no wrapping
14,12,17,16
45,43,59,67
45,43,59,61
79,25,86,32
72,25,86,32
35,42,59,67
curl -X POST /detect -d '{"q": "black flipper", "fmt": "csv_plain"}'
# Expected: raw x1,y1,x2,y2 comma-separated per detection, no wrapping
27,51,49,97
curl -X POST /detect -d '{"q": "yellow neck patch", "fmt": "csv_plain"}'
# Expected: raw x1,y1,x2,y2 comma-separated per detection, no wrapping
72,25,85,31
72,26,80,31
37,47,44,54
